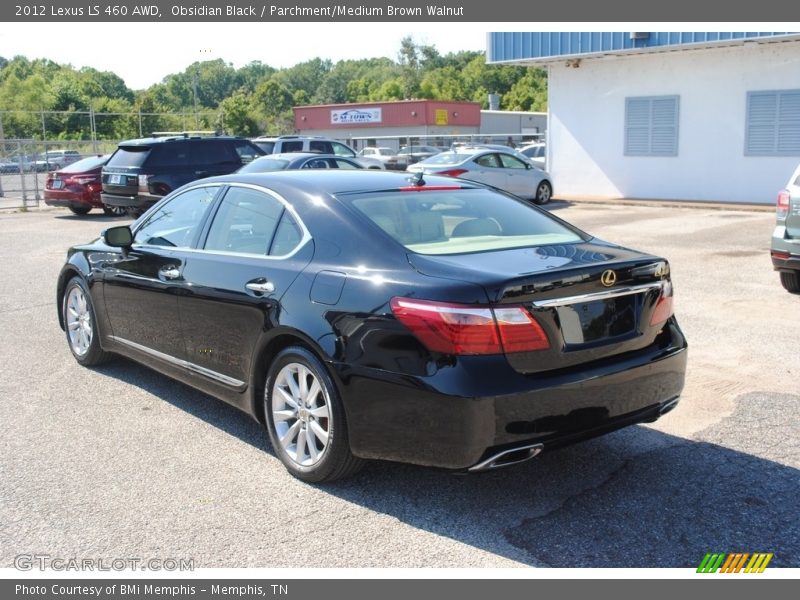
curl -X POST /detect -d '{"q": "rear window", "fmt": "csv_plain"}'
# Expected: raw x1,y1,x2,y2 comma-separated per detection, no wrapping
253,140,276,154
107,146,151,168
238,158,290,173
345,189,583,255
421,153,471,165
60,155,108,173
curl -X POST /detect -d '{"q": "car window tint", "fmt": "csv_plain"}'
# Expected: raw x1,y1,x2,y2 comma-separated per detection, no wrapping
107,146,151,168
189,141,236,166
334,159,359,170
204,187,284,256
302,159,330,169
234,140,260,164
475,154,501,168
238,157,290,173
345,189,582,255
134,186,219,247
282,141,303,153
60,155,107,172
331,142,356,157
269,212,303,256
499,154,527,169
309,141,333,153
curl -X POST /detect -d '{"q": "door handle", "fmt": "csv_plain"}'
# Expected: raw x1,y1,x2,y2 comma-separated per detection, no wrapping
159,266,181,280
245,279,275,294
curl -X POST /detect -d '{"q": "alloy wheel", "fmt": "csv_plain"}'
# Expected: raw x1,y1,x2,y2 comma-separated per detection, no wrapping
271,362,331,467
65,286,93,356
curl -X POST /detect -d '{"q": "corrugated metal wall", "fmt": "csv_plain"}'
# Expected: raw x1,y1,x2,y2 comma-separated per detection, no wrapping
488,32,795,63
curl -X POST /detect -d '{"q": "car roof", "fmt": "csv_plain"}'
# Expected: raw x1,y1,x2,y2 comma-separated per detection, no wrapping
118,135,245,146
202,169,484,196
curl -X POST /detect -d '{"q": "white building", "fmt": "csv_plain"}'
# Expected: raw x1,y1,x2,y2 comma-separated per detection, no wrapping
488,32,800,204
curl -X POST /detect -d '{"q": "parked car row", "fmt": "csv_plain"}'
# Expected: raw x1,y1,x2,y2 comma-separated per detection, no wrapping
1,149,82,173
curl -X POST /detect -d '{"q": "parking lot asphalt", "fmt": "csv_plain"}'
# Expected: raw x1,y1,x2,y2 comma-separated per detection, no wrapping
1,202,798,569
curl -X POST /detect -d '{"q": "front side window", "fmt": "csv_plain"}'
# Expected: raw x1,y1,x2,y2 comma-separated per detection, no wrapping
332,142,356,157
345,188,583,255
475,154,501,168
204,187,284,256
134,186,219,247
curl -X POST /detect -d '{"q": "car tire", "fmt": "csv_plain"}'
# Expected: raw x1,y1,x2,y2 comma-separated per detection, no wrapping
63,276,112,366
125,208,144,218
780,271,800,294
264,346,365,483
534,180,553,205
103,205,127,217
68,205,92,215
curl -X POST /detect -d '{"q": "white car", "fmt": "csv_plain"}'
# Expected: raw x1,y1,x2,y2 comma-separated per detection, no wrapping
407,147,553,204
250,136,384,170
519,143,546,169
357,147,408,170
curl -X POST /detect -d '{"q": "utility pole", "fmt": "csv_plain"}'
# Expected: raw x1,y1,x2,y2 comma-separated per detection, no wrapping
192,67,200,129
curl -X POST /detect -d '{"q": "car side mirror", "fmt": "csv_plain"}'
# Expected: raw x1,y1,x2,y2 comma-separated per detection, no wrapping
525,162,532,169
103,225,133,248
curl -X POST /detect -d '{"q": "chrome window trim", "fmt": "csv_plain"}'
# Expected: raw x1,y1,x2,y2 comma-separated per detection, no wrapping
131,181,312,261
109,336,246,389
531,282,663,308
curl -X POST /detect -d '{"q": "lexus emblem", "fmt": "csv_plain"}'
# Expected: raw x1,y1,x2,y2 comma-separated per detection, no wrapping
600,270,617,287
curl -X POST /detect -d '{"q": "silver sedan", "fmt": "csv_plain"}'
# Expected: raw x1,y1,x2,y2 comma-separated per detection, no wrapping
407,147,553,204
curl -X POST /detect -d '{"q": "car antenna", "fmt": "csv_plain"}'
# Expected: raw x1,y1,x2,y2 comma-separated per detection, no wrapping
408,171,425,187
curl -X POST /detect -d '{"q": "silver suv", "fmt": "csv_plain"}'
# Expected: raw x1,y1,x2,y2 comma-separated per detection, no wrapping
771,162,800,293
251,136,384,170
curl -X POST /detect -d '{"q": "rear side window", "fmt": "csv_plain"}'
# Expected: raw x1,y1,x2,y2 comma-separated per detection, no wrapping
282,141,304,153
107,146,151,168
309,141,333,153
345,189,582,255
270,212,303,256
204,187,284,256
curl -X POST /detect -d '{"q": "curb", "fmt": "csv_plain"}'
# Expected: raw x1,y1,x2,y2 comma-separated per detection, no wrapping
552,196,774,213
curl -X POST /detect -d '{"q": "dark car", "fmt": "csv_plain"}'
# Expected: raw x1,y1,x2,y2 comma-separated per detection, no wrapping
238,153,363,174
57,171,687,483
771,162,800,293
397,145,443,165
44,155,124,216
100,134,263,216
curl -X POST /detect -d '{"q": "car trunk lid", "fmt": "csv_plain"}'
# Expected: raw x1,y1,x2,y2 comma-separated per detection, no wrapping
408,241,673,374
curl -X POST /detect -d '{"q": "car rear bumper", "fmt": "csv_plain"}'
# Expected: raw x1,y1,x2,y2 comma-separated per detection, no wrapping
771,231,800,272
101,192,161,210
335,319,687,470
44,189,98,208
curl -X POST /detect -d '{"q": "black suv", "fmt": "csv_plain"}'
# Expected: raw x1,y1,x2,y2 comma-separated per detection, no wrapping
101,134,263,216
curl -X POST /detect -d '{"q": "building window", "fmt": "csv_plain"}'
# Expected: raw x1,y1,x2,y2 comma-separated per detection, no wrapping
745,90,800,156
624,95,679,156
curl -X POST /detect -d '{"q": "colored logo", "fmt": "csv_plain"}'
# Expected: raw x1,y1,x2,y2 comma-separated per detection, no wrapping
600,269,617,287
697,553,773,573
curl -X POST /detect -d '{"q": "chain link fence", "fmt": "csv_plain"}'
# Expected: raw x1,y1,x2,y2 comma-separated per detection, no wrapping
0,109,222,210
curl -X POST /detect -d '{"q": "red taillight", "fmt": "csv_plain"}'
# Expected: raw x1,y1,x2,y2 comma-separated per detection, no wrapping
649,281,674,326
777,189,790,220
435,169,468,178
390,297,550,355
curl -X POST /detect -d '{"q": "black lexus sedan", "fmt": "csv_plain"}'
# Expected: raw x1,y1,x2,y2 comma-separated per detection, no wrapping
57,171,687,482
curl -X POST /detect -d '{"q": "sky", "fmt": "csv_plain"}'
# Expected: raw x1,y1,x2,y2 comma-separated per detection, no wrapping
0,23,492,89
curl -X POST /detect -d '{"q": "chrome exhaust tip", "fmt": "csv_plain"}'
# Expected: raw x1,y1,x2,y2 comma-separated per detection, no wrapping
468,443,544,472
658,397,680,416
